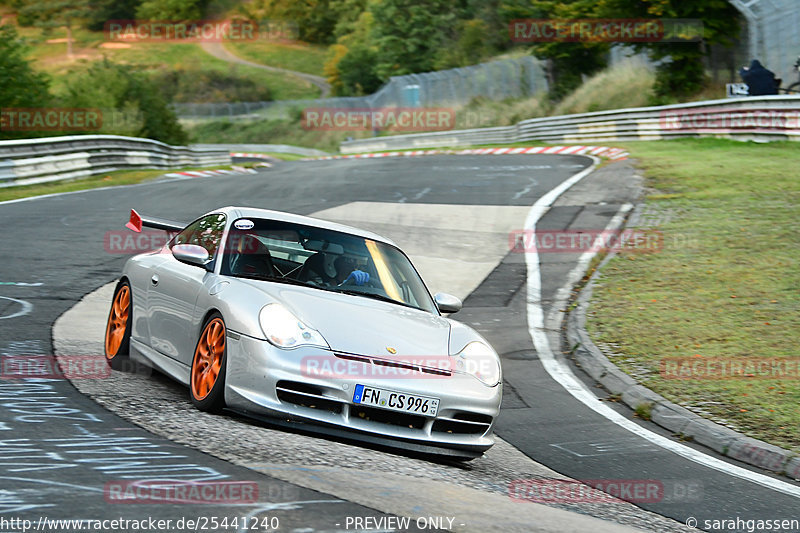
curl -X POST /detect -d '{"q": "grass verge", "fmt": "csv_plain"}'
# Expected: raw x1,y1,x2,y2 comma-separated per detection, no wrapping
187,117,362,153
585,138,800,452
20,26,320,100
226,41,327,75
255,152,310,161
0,166,229,203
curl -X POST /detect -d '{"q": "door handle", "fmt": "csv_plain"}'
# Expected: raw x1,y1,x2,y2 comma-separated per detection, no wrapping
151,274,159,286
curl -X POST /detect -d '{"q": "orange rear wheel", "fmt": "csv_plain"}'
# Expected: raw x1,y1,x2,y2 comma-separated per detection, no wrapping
105,282,131,367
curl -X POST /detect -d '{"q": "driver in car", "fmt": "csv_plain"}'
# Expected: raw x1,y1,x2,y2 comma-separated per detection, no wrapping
334,255,370,286
302,252,370,286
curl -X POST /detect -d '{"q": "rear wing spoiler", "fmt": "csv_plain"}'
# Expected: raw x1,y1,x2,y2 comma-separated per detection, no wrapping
125,209,184,233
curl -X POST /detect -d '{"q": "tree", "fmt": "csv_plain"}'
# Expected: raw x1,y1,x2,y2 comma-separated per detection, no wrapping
257,0,339,44
336,42,382,95
500,0,609,99
434,18,493,70
0,24,50,109
86,0,141,32
18,0,91,58
324,9,381,96
369,0,456,79
136,0,209,21
328,0,513,94
330,0,367,39
58,60,187,145
594,0,741,99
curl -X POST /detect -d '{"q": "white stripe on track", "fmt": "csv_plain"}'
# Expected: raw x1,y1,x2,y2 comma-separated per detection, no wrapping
523,158,800,499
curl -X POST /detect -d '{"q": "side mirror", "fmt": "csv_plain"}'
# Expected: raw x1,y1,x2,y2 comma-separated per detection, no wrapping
434,292,462,314
172,244,211,269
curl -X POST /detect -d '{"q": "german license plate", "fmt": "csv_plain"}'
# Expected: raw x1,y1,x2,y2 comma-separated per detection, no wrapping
353,384,439,417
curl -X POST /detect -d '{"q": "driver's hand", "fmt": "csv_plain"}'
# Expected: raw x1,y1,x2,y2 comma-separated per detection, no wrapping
344,270,370,286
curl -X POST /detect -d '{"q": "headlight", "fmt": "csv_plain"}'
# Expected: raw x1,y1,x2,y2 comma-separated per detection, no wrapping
259,304,329,349
454,341,501,387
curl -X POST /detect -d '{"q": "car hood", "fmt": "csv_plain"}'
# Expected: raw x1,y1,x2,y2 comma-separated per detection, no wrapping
244,281,451,356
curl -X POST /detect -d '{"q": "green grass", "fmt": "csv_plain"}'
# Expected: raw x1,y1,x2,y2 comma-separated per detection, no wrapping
98,43,319,101
20,26,320,100
109,43,320,100
187,116,366,153
552,58,656,115
0,166,229,203
455,94,551,128
257,152,312,161
585,138,800,452
226,41,328,75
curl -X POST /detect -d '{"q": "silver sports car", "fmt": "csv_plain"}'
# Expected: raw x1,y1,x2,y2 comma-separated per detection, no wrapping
105,206,502,459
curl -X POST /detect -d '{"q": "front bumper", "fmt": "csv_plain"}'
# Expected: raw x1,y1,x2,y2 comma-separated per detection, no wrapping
224,333,502,458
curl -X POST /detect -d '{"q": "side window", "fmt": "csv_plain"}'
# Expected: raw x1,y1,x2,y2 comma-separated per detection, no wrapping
171,213,227,260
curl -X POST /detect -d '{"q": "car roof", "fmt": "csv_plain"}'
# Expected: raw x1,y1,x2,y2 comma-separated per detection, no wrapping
206,206,398,247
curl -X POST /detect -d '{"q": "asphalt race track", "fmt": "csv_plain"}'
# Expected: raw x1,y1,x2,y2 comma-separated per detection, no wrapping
1,155,799,532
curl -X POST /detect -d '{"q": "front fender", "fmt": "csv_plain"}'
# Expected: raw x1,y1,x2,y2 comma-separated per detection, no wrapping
194,278,278,340
447,319,493,354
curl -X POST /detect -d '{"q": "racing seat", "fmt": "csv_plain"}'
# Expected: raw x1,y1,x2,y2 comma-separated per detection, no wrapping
229,234,274,277
297,252,337,284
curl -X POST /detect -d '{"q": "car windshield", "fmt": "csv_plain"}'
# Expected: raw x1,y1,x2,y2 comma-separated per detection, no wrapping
220,218,438,314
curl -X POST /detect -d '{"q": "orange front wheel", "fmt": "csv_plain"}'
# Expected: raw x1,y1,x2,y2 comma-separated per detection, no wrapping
190,314,227,412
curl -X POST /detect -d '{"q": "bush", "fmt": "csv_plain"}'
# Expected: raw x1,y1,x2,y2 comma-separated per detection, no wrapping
552,58,655,116
58,59,187,145
0,24,52,139
150,68,272,103
136,0,209,20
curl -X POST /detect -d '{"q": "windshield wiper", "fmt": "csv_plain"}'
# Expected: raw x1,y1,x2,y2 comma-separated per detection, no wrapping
334,288,422,311
234,273,314,288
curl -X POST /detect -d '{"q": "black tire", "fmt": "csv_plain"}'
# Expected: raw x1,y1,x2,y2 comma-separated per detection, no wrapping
190,313,228,412
104,281,133,371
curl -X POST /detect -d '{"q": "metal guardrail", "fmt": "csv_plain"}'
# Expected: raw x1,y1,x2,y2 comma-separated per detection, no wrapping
0,135,231,187
191,143,329,157
340,95,800,153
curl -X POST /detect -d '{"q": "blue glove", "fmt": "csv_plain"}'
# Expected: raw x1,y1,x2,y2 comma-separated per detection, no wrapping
344,270,370,286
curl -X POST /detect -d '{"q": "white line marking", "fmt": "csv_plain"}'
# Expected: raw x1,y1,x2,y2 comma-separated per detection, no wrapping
0,296,33,320
551,204,633,305
523,159,800,499
413,187,431,200
512,178,538,200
